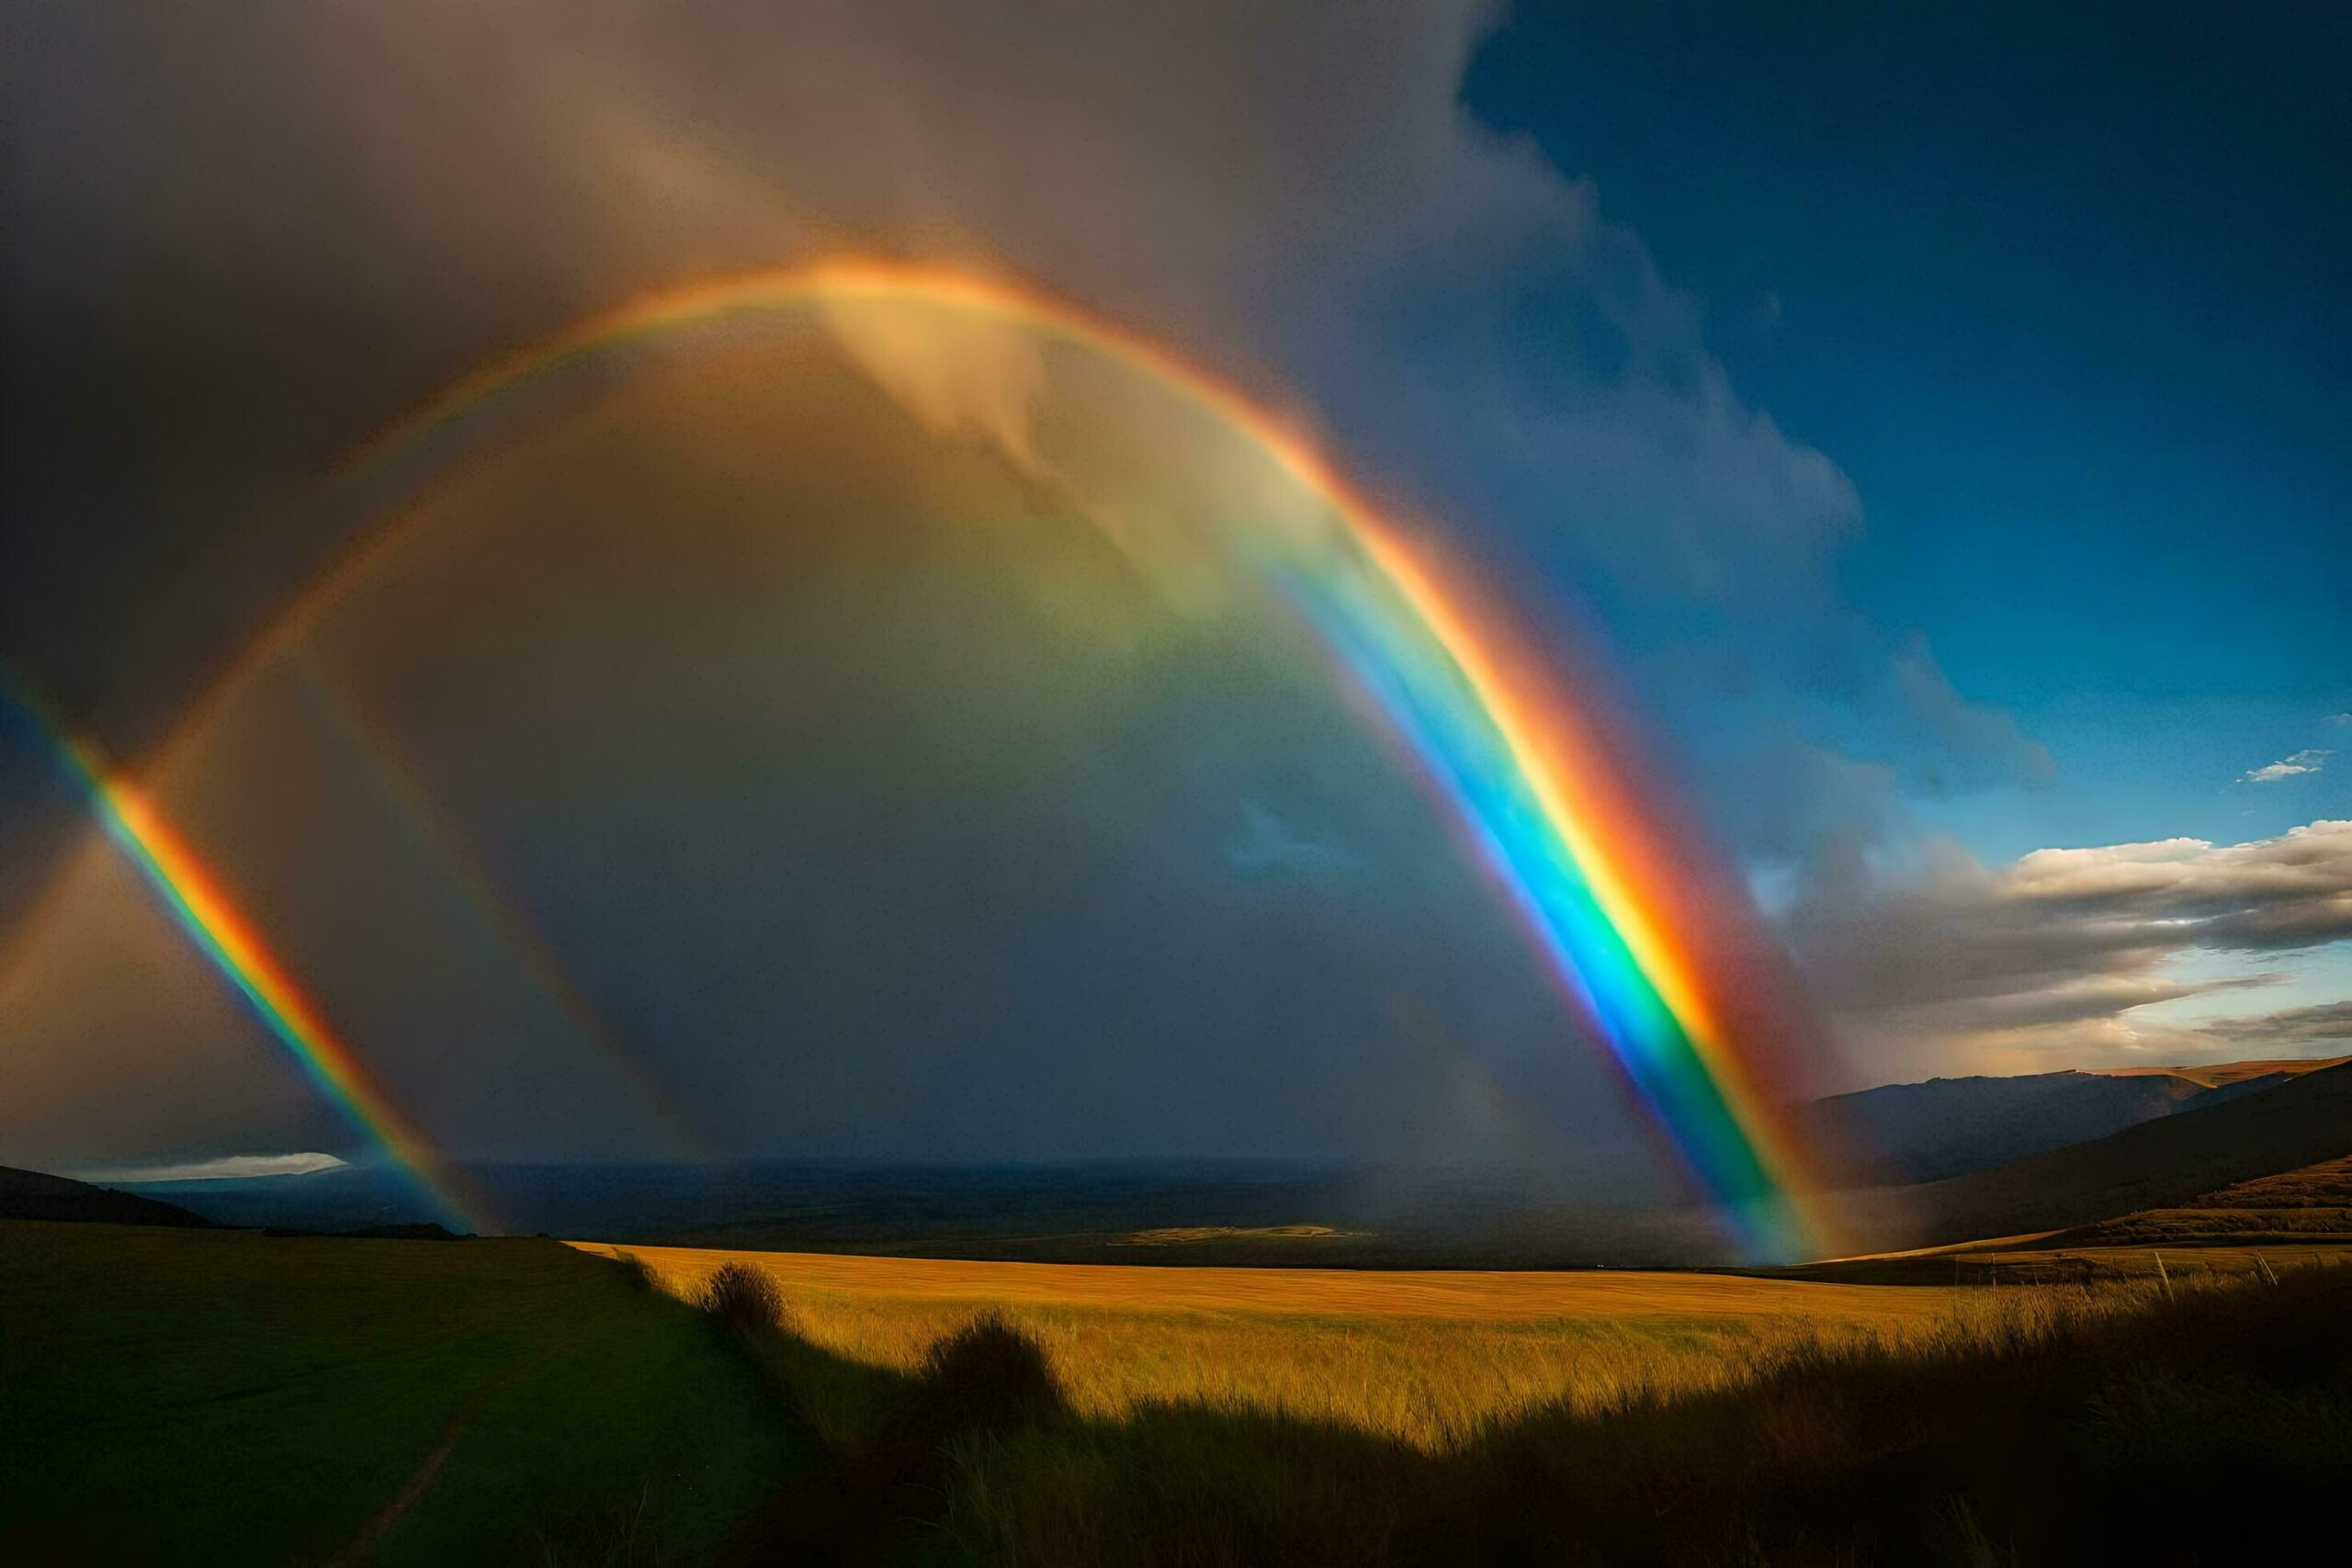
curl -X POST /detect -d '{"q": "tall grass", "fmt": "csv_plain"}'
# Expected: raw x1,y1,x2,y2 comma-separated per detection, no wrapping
611,1247,1963,1451
696,1262,787,1335
775,1297,1893,1450
933,1269,2352,1565
645,1247,2352,1564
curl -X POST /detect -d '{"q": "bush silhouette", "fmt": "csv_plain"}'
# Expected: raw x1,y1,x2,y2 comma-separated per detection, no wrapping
699,1261,786,1334
913,1314,1063,1434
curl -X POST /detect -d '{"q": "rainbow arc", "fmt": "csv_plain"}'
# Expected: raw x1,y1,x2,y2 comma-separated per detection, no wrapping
15,260,1835,1259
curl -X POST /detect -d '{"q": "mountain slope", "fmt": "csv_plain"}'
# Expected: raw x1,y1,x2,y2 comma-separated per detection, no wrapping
0,1166,213,1228
2034,1152,2352,1248
2193,1151,2352,1208
1808,1068,2264,1185
1851,1058,2352,1250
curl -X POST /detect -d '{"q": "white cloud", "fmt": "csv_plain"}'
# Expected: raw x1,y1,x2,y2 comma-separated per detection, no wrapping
1787,820,2352,1080
2241,748,2331,783
69,1152,346,1184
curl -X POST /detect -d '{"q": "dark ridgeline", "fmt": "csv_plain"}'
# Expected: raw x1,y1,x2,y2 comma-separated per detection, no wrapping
0,1166,211,1228
1834,1055,2352,1252
1804,1066,2299,1185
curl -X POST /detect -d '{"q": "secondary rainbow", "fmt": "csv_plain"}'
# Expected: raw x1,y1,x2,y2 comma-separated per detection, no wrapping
23,259,1834,1259
282,651,710,1159
3,678,488,1234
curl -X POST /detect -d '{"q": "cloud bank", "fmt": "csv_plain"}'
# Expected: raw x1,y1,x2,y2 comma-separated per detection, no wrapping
1791,819,2352,1077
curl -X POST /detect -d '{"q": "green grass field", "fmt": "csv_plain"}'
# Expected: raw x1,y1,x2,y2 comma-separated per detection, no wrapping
0,1221,805,1564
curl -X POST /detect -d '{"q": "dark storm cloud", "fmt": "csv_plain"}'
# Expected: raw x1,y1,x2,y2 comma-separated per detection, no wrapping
1,2,2010,816
1710,743,1902,894
0,318,1670,1175
3,2,2058,1161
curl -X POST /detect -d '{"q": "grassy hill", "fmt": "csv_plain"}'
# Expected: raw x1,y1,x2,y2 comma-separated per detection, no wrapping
2033,1152,2352,1250
0,1165,211,1228
2197,1150,2352,1206
0,1222,805,1563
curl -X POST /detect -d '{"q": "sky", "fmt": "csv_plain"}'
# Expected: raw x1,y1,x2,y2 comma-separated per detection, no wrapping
1467,4,2352,858
2,2,2346,1177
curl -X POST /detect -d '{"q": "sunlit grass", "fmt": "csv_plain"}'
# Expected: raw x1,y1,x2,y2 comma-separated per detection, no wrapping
585,1241,2047,1452
802,1296,1819,1450
638,1237,2352,1564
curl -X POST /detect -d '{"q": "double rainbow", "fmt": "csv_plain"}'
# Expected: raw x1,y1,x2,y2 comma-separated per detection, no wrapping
21,260,1831,1259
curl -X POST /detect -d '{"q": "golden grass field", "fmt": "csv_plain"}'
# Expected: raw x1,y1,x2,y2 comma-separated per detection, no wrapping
571,1238,2352,1563
570,1240,1967,1450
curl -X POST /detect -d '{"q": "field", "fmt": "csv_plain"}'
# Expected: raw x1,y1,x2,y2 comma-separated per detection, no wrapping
572,1241,1964,1450
8,1221,2349,1564
591,1239,2352,1566
0,1220,803,1563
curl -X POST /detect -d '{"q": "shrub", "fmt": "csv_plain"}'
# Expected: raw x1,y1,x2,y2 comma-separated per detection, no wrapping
699,1261,786,1335
914,1314,1064,1435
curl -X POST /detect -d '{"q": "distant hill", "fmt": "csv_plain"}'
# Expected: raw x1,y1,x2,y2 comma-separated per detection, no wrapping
1848,1058,2352,1250
260,1222,466,1241
1806,1066,2278,1186
0,1166,212,1228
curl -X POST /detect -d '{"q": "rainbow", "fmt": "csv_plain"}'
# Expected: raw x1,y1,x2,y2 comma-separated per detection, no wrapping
2,676,488,1234
21,259,1836,1259
1276,538,1829,1258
